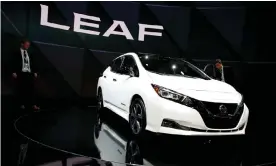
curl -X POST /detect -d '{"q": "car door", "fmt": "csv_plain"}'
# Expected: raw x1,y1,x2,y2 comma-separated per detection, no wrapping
104,57,123,106
115,55,140,112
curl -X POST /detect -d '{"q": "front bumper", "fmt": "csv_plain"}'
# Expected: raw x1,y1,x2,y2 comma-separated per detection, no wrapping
145,96,249,136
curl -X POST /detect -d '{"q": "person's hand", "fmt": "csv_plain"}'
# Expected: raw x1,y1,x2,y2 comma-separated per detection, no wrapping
34,73,38,78
12,73,17,79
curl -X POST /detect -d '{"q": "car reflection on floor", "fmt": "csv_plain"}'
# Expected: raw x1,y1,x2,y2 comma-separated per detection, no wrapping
94,108,244,166
94,111,149,166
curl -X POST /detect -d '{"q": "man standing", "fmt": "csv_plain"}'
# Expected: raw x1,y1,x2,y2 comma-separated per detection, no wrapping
214,59,225,82
12,39,40,111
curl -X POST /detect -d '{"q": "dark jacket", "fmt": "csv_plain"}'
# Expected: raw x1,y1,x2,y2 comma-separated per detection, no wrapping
214,67,222,81
204,64,222,81
11,49,37,74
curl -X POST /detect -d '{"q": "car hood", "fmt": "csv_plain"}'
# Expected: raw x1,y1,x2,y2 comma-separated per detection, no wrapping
148,72,242,103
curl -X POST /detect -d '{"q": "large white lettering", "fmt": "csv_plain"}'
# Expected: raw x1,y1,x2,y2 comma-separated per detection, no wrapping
138,24,164,41
40,4,70,30
103,20,134,40
40,4,164,41
73,13,100,35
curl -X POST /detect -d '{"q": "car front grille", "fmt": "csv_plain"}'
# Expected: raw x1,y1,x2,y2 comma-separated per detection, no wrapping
195,101,244,129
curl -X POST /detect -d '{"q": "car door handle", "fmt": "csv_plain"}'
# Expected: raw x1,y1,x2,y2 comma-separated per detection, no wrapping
113,78,117,81
104,76,106,78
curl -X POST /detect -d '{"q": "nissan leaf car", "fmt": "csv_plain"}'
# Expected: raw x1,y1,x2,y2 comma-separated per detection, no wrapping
97,53,249,136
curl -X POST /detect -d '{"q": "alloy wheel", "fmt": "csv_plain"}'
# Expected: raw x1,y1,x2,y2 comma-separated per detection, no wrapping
130,103,143,135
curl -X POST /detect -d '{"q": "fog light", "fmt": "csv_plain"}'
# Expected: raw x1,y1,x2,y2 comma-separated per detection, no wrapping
179,125,191,131
162,119,177,128
161,119,190,131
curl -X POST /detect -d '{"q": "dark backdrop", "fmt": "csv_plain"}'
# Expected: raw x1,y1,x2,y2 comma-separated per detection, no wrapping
2,2,276,164
2,1,276,104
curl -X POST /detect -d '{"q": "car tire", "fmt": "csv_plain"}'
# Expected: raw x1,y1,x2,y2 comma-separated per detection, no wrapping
129,98,147,136
95,89,103,139
97,89,103,111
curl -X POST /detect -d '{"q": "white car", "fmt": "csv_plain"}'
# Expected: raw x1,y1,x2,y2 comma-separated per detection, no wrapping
97,53,249,136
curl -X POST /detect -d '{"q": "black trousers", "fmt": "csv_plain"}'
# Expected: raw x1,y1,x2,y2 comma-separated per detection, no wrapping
16,72,35,108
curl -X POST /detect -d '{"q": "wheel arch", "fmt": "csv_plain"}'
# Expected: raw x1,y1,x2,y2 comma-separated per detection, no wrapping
129,94,147,122
97,86,104,108
130,94,143,107
97,86,102,95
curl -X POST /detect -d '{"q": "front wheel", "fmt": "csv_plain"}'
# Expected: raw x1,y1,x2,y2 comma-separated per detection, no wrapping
129,98,147,136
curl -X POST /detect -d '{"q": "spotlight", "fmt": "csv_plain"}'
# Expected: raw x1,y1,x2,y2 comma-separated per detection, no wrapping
172,64,176,69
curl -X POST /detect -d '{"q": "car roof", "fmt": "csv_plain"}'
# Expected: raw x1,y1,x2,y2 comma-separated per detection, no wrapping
114,53,192,64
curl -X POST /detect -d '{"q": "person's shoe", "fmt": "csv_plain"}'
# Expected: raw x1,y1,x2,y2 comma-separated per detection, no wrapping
20,105,25,109
33,105,40,111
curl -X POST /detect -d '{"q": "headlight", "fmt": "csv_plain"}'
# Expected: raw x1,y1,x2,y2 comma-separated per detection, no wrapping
236,95,244,113
151,84,195,107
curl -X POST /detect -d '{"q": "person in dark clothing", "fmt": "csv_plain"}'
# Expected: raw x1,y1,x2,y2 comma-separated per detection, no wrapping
203,59,225,82
12,39,40,111
214,59,225,82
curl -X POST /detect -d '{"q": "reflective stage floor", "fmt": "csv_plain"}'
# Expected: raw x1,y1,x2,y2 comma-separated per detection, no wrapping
9,106,275,166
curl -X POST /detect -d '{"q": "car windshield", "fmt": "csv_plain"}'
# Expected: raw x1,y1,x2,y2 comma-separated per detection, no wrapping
138,55,211,80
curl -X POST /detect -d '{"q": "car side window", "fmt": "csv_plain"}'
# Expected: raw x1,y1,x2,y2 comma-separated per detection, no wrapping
111,57,122,73
121,55,139,77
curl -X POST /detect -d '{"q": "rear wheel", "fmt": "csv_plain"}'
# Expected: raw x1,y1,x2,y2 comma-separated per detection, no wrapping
129,98,146,136
96,89,104,117
97,89,103,111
